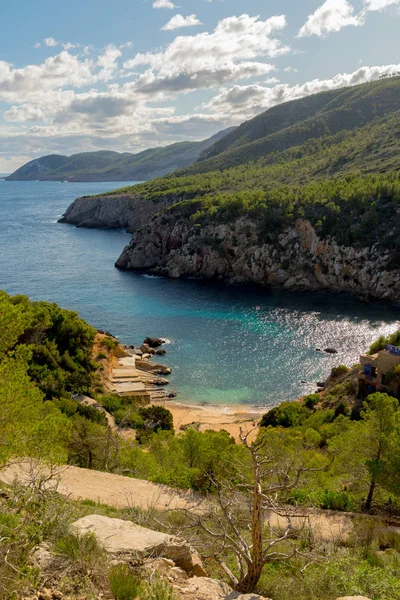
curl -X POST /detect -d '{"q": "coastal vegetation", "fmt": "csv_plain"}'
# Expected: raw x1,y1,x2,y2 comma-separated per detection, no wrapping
86,79,400,266
194,77,400,171
2,289,400,598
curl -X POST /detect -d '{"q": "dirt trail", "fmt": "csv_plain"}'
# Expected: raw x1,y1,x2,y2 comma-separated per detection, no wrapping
0,463,199,512
0,462,363,542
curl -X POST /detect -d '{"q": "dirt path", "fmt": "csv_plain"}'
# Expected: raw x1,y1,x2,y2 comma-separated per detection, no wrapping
0,462,361,542
0,463,199,512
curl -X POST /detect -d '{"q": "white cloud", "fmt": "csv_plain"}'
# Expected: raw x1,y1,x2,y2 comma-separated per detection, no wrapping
202,63,400,121
298,0,363,37
97,45,122,81
364,0,400,10
0,46,122,106
4,8,398,173
62,42,80,50
1,61,400,173
161,14,202,31
43,37,59,47
134,62,275,96
124,14,288,95
284,66,298,72
152,0,177,8
0,53,95,103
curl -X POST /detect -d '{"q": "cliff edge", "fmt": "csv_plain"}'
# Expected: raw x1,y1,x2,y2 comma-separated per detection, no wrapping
115,213,400,303
58,192,170,232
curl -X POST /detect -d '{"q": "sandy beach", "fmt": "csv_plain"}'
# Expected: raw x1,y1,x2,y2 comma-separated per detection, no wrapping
152,400,266,442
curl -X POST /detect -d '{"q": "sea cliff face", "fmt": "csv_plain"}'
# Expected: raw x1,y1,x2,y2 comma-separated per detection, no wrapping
59,193,170,232
116,213,400,302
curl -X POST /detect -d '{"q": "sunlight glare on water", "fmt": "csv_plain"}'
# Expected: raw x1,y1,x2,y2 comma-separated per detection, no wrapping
0,180,399,406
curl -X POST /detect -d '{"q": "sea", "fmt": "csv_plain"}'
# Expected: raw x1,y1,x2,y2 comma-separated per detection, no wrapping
0,179,399,406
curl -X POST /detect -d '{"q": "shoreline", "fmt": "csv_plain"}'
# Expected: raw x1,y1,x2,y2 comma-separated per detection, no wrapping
152,399,268,442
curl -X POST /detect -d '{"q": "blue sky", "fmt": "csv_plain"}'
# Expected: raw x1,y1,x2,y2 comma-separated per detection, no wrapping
0,0,399,172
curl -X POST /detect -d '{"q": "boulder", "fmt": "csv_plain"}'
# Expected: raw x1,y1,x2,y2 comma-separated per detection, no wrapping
324,348,338,354
180,422,201,432
155,349,167,355
140,343,155,355
70,515,206,577
152,377,170,386
174,577,270,600
136,360,172,375
144,337,166,348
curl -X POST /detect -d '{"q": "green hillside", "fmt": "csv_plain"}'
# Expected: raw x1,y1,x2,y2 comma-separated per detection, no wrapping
190,76,400,174
5,128,235,182
101,78,400,261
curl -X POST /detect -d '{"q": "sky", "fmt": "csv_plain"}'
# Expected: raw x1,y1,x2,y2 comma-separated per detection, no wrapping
0,0,399,172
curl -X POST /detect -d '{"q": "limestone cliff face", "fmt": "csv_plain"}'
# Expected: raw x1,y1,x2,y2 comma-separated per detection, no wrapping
59,194,170,232
116,214,400,302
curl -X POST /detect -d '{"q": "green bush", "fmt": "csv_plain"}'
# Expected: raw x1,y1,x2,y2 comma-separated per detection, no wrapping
137,406,174,436
102,337,119,351
333,402,350,419
318,489,357,512
260,402,310,428
142,577,177,600
54,532,106,575
304,394,320,409
109,564,144,600
331,365,350,378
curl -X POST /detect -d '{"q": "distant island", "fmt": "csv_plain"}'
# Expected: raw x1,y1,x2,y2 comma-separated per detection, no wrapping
5,127,235,182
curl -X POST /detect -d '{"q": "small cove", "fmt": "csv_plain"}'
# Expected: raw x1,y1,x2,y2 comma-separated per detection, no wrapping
0,179,399,406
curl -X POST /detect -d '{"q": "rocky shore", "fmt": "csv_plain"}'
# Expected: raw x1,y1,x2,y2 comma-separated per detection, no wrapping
59,187,400,303
115,213,400,303
58,193,170,232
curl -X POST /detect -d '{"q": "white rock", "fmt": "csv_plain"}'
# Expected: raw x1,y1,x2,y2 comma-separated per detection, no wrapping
71,514,206,576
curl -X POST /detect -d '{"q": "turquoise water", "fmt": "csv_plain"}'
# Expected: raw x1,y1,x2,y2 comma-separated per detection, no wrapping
0,179,399,406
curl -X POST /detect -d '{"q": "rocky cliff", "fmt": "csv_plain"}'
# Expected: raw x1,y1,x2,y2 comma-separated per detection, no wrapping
59,193,171,232
115,213,400,303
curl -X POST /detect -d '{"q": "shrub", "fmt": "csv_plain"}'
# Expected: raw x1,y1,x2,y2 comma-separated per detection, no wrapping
304,394,320,409
138,406,174,434
54,532,106,576
96,351,107,360
334,402,350,419
142,577,178,600
331,365,349,378
260,402,309,428
318,489,357,512
102,337,119,351
109,564,144,600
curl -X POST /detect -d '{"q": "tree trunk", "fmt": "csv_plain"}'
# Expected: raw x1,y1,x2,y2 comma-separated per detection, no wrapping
365,477,376,512
237,451,264,593
237,563,264,594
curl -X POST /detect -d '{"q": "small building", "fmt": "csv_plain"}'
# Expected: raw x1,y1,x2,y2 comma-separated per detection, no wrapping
358,344,400,398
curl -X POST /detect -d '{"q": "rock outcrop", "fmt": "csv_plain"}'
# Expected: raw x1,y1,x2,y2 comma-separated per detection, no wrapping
116,213,400,303
58,193,170,232
71,514,206,577
69,515,273,599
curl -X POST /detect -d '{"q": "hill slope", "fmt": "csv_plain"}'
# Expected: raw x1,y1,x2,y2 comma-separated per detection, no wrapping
188,77,400,174
5,128,235,182
60,77,400,300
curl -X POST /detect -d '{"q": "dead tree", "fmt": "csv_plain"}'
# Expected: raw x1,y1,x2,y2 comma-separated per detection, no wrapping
166,428,332,594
